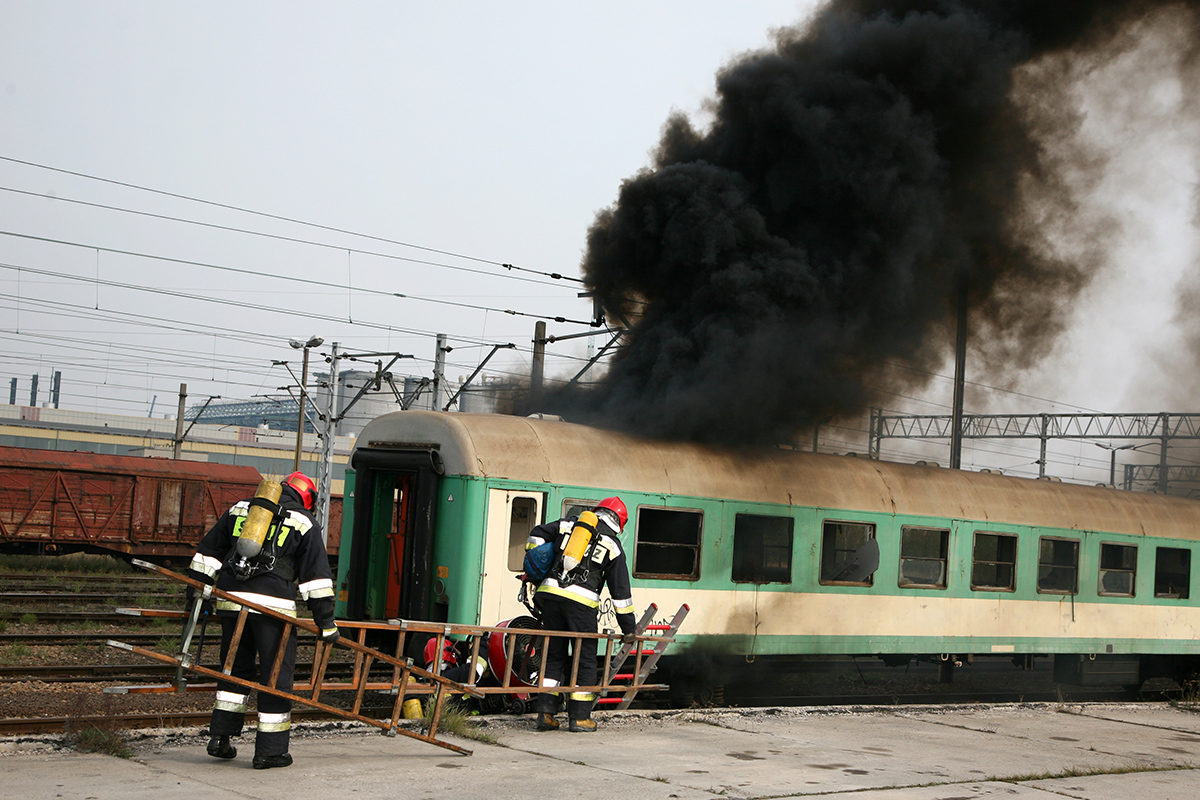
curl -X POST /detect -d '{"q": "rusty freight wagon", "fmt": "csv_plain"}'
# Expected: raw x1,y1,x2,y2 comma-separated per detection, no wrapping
0,446,263,563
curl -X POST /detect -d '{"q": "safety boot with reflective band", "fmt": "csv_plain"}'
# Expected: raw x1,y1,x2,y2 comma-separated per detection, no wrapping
535,713,560,731
567,698,595,732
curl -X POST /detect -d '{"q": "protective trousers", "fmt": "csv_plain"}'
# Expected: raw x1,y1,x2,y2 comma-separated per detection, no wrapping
209,612,297,757
535,595,598,721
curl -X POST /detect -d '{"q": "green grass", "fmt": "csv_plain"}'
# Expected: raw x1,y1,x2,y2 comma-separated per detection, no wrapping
421,698,498,744
69,725,133,759
0,643,31,665
0,553,134,574
18,612,37,625
990,763,1192,782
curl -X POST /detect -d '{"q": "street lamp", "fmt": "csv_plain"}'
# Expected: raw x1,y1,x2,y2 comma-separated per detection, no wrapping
290,336,324,471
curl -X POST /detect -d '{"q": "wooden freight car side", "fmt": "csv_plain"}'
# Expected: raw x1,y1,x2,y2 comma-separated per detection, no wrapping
0,446,261,561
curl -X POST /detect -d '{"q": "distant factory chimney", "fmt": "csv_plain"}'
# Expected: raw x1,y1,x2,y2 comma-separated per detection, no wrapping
8,378,15,405
29,374,38,407
51,371,61,409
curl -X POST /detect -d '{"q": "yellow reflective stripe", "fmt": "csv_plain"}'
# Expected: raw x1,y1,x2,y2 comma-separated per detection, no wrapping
613,597,635,611
214,592,297,616
284,510,312,534
190,553,222,578
256,711,291,732
569,691,595,702
214,690,248,713
298,578,333,600
535,583,600,608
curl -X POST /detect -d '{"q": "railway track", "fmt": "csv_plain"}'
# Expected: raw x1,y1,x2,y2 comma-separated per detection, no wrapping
0,592,180,604
0,572,170,583
0,661,362,684
0,611,183,624
0,707,363,736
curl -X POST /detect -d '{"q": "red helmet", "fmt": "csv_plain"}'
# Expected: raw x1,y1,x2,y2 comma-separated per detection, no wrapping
594,496,628,532
423,637,455,668
284,471,317,511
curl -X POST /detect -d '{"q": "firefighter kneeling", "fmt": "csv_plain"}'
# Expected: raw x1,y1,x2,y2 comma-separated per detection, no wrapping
186,471,338,768
525,497,636,732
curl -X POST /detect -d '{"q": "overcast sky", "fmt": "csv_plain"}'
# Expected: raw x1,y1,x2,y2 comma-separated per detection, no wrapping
2,1,1199,484
0,1,823,415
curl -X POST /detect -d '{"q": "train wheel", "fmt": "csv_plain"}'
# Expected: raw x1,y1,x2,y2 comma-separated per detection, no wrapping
668,684,695,708
695,683,726,707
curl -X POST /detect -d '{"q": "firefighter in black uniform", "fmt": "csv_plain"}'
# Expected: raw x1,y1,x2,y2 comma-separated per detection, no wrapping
186,471,338,769
526,496,636,732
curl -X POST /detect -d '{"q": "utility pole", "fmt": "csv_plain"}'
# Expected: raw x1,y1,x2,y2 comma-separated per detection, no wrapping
29,373,38,407
531,321,546,408
51,371,61,409
432,334,450,412
173,383,187,459
315,342,340,540
9,378,16,405
290,336,324,471
950,280,968,470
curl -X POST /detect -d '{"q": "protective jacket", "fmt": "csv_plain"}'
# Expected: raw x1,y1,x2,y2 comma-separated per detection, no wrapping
527,516,636,635
187,484,336,628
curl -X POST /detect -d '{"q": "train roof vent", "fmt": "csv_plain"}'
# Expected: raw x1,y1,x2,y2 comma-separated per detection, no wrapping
914,460,941,467
977,468,1000,474
1036,475,1062,482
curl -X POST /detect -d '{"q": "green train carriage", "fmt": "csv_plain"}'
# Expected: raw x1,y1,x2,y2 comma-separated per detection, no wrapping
335,410,1200,691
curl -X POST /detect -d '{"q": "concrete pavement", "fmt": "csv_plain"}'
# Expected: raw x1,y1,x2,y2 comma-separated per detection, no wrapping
3,703,1200,799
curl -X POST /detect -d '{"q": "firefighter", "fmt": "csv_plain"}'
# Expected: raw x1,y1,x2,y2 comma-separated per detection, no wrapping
186,471,338,769
526,496,636,732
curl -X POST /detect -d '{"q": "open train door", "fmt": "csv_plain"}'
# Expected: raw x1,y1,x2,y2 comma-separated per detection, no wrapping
342,446,443,623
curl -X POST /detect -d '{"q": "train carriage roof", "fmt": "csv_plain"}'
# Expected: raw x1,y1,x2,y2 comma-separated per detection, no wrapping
355,411,1200,540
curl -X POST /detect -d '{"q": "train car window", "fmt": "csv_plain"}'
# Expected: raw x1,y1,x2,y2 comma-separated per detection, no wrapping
1037,537,1079,594
1098,542,1137,597
633,507,702,580
898,526,949,589
819,521,876,586
1154,547,1191,599
506,496,540,571
561,498,601,521
971,532,1017,591
732,514,793,584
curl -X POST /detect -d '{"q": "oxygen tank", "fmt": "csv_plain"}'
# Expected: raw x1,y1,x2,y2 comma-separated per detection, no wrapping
561,510,599,574
235,479,283,558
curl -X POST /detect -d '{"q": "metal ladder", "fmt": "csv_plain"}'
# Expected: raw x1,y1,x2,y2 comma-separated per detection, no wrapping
596,602,690,710
108,560,484,755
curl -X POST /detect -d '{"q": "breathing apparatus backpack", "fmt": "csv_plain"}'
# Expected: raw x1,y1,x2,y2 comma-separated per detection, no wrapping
226,479,292,580
522,512,604,586
555,511,604,586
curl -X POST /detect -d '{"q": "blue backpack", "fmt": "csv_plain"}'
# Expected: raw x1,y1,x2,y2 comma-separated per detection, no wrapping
522,541,557,583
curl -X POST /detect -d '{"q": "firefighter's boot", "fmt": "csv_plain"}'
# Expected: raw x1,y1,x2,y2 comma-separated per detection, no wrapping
567,698,596,732
535,713,560,731
206,735,237,759
252,752,293,769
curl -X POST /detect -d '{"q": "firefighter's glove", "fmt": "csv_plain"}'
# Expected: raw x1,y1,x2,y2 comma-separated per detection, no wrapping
620,633,637,645
320,626,340,644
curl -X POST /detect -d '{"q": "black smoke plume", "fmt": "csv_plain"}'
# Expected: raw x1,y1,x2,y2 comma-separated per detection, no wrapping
538,0,1199,445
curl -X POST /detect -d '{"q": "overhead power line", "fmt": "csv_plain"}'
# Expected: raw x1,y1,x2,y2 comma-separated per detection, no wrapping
0,243,595,326
0,184,572,290
0,155,583,284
